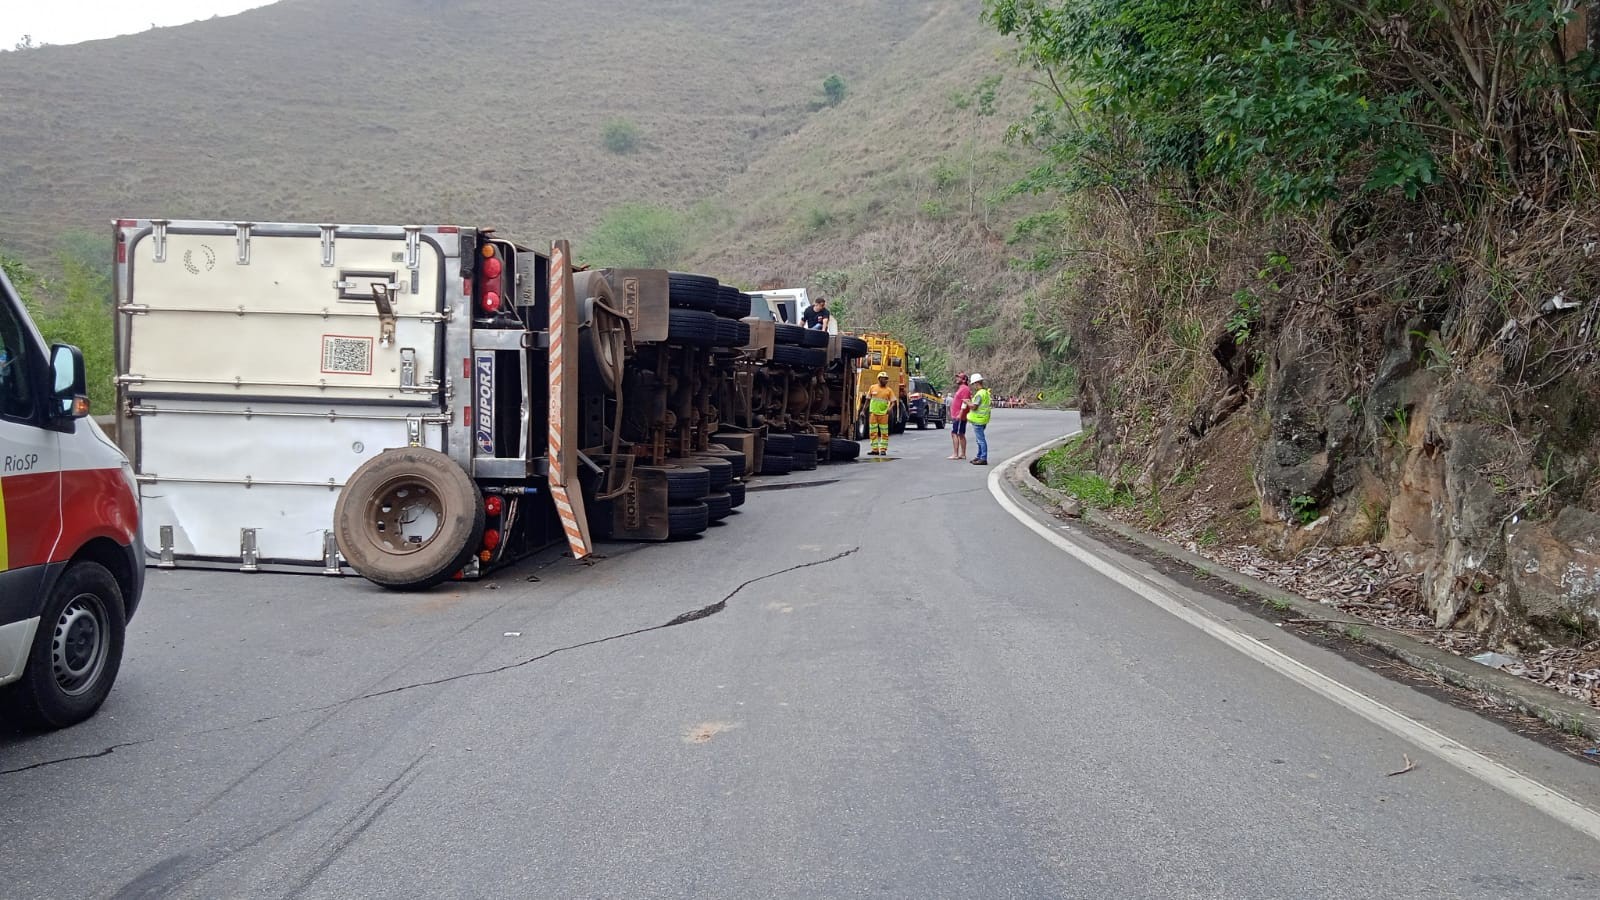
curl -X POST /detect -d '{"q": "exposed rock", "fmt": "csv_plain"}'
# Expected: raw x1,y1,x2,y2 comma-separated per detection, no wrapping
1506,506,1600,632
1059,498,1084,518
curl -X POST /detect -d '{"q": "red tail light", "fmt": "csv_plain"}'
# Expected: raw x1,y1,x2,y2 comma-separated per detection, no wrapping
910,393,922,400
483,256,503,279
481,290,501,313
484,496,504,517
482,529,502,551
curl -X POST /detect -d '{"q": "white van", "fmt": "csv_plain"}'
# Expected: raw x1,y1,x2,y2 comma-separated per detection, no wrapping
0,268,143,729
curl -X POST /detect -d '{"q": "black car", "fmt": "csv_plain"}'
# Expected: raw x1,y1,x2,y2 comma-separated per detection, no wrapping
907,376,947,429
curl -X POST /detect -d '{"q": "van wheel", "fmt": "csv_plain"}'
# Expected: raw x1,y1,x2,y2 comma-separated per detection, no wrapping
335,448,485,590
2,561,126,730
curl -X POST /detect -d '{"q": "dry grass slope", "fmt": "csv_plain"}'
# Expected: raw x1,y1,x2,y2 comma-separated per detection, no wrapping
692,0,1049,389
0,0,930,259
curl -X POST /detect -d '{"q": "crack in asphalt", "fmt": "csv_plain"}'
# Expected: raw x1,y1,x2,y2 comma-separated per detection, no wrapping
0,547,860,778
743,478,840,493
900,487,984,505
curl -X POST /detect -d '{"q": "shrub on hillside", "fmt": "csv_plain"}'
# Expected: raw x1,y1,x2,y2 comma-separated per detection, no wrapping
822,74,847,107
580,204,686,269
601,118,642,154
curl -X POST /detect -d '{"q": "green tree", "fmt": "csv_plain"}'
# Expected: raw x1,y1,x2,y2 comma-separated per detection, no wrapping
981,0,1435,208
822,74,847,107
579,204,687,269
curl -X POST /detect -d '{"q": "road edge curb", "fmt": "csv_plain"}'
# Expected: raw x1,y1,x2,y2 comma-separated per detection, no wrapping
1006,434,1600,745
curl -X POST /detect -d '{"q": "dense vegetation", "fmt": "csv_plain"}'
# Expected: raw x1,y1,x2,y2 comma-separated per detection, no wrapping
985,0,1600,637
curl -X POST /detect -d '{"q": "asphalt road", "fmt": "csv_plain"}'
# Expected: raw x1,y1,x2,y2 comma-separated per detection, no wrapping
2,409,1597,899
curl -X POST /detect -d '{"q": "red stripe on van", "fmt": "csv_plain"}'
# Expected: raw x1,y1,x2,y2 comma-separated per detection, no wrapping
56,467,139,562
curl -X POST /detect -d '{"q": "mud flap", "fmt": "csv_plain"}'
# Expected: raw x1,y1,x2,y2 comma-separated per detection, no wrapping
606,465,671,541
710,429,761,478
743,319,776,360
595,268,670,343
547,240,594,559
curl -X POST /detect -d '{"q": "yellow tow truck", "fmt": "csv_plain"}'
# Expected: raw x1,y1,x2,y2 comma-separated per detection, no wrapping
851,332,911,437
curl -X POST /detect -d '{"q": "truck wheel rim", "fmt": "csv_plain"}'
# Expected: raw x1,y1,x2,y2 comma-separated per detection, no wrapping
53,594,109,696
364,475,446,556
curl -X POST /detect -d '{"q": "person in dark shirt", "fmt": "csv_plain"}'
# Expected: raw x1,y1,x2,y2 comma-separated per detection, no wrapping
802,296,832,331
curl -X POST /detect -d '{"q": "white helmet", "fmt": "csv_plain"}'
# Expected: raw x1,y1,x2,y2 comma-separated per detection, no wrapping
969,372,985,383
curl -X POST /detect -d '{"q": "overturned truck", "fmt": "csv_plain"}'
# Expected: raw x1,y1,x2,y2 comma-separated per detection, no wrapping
112,220,866,589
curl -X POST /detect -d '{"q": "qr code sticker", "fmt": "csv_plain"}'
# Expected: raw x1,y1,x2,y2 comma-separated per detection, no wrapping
321,335,373,375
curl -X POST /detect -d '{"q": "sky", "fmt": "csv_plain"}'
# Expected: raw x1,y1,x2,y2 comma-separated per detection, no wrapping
3,1,276,50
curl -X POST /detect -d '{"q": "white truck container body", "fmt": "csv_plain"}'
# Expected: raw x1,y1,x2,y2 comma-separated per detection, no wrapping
115,221,468,572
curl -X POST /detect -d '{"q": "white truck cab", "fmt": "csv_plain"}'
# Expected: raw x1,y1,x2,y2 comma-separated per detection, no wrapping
0,268,143,729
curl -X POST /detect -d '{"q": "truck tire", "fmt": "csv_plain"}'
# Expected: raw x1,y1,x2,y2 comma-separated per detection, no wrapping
668,502,710,538
696,447,747,478
688,455,733,491
335,447,485,591
772,345,826,369
791,431,820,460
759,453,794,476
773,323,808,346
643,463,711,502
840,335,869,358
716,285,749,319
703,491,734,521
666,309,718,348
798,327,829,349
889,406,907,435
727,482,747,508
828,438,862,461
0,561,127,730
668,272,720,312
764,432,797,456
714,318,750,348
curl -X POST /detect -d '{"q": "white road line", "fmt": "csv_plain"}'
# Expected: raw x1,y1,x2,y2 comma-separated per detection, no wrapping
989,431,1600,844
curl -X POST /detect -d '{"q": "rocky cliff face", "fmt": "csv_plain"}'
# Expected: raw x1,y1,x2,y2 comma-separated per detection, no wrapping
1074,203,1600,647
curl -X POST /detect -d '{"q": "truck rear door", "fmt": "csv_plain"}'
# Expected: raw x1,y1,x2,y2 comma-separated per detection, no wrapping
115,221,457,571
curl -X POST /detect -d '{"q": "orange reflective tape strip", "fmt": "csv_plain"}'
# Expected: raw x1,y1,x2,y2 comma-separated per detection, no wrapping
0,478,9,571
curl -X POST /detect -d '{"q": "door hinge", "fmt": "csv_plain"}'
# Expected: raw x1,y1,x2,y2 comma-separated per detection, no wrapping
158,525,176,568
152,219,170,263
234,222,254,265
240,528,260,572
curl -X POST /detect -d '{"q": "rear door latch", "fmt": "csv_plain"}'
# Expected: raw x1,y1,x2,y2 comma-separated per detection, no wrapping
369,283,397,347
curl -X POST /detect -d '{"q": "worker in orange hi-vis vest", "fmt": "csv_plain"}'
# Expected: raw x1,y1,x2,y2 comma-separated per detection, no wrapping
866,370,900,456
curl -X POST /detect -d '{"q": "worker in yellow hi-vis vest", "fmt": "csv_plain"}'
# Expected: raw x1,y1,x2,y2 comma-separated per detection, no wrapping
866,370,900,456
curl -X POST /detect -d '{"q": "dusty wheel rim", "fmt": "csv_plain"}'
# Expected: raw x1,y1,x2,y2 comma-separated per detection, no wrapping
52,593,109,696
363,473,446,555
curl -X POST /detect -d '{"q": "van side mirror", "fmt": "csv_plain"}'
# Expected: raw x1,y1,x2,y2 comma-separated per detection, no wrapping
50,343,90,420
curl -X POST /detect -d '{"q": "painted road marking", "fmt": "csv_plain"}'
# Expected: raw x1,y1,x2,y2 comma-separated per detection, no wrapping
988,432,1600,844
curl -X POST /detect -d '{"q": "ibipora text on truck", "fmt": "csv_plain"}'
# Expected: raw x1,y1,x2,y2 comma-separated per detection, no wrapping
112,220,872,589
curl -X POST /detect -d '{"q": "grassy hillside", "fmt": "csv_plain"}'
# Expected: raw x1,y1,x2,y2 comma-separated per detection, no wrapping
0,0,930,260
690,0,1053,392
